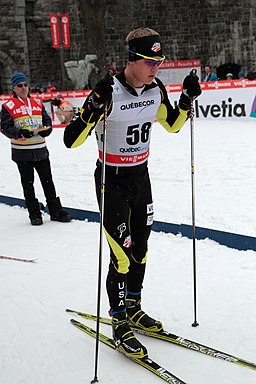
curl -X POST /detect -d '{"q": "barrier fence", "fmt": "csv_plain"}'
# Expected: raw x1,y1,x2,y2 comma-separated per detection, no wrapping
1,194,255,252
0,80,256,125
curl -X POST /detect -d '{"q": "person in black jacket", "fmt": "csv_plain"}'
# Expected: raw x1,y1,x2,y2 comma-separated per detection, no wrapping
1,71,72,225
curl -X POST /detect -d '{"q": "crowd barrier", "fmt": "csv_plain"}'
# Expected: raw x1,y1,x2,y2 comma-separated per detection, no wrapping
1,194,255,252
0,79,255,123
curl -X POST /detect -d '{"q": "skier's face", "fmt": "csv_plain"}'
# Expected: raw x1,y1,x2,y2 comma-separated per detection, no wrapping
130,58,163,87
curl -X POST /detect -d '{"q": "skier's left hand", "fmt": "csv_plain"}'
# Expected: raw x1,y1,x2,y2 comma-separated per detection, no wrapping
182,72,202,99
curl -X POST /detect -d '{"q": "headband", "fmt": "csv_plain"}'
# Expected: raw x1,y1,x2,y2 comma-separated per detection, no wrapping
128,35,164,61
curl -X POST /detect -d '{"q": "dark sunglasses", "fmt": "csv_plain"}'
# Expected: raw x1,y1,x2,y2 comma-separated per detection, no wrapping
144,59,164,67
17,83,28,88
128,50,165,67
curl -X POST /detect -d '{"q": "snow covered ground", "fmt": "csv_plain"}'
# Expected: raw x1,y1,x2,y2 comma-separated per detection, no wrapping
1,119,256,384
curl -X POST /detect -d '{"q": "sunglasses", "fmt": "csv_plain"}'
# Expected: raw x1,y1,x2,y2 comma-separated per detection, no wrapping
128,50,165,67
17,83,28,88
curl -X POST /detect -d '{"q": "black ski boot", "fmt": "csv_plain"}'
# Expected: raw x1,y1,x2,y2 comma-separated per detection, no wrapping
26,199,43,226
47,197,72,222
126,293,163,332
112,311,148,359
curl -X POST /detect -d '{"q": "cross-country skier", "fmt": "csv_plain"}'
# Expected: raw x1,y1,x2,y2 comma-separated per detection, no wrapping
64,27,201,359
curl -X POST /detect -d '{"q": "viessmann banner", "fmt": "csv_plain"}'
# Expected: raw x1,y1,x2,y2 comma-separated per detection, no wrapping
0,81,255,123
165,80,256,120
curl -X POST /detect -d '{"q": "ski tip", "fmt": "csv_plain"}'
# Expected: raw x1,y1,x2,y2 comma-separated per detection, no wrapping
66,308,73,313
70,318,77,324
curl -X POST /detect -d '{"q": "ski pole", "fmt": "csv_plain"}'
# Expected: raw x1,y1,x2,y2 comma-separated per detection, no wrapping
189,69,199,327
91,103,108,383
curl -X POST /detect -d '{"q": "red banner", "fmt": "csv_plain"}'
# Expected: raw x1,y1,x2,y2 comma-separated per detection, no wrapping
61,14,70,48
50,14,60,48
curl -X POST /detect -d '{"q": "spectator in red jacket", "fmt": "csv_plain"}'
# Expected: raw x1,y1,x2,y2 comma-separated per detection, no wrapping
0,72,72,225
47,81,57,92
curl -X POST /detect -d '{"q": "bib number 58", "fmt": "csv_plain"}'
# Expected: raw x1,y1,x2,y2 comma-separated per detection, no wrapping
126,122,151,145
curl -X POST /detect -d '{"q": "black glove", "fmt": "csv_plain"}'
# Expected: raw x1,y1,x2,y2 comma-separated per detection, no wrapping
182,72,202,99
179,70,202,110
19,129,34,138
51,98,61,107
91,76,114,108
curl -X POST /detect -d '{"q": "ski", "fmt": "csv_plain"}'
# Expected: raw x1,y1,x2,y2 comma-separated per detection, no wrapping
70,319,187,384
0,255,36,263
66,308,256,372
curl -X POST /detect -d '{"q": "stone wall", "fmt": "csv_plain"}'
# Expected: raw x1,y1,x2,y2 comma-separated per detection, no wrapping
0,0,88,92
0,0,29,92
0,0,255,92
105,0,256,72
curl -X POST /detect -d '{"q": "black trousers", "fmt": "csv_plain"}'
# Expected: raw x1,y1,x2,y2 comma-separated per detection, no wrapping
16,157,57,202
94,162,154,314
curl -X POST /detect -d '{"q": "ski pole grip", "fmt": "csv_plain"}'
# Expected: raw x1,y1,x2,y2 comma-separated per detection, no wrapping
190,69,197,76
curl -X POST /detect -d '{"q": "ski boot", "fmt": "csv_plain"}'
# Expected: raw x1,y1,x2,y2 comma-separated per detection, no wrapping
126,293,163,332
112,311,148,359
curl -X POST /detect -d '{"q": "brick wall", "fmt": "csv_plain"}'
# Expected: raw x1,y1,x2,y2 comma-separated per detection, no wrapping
0,0,255,92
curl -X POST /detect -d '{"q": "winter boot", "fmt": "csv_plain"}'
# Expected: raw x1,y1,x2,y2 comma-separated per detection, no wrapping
112,311,148,359
26,199,43,226
126,293,163,332
46,197,72,222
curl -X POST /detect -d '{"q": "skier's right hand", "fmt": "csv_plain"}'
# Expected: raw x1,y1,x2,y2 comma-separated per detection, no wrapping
91,76,114,108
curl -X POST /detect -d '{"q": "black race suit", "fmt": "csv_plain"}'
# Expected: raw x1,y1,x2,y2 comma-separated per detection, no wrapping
64,70,189,314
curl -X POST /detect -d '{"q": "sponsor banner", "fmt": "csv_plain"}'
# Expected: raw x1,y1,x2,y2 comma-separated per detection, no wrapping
158,59,201,85
0,83,255,123
200,79,256,91
165,79,256,92
251,95,256,118
50,14,60,48
0,91,90,126
168,86,256,120
61,14,70,48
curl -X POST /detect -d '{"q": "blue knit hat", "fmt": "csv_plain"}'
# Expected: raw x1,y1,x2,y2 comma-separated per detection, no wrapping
11,72,29,88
